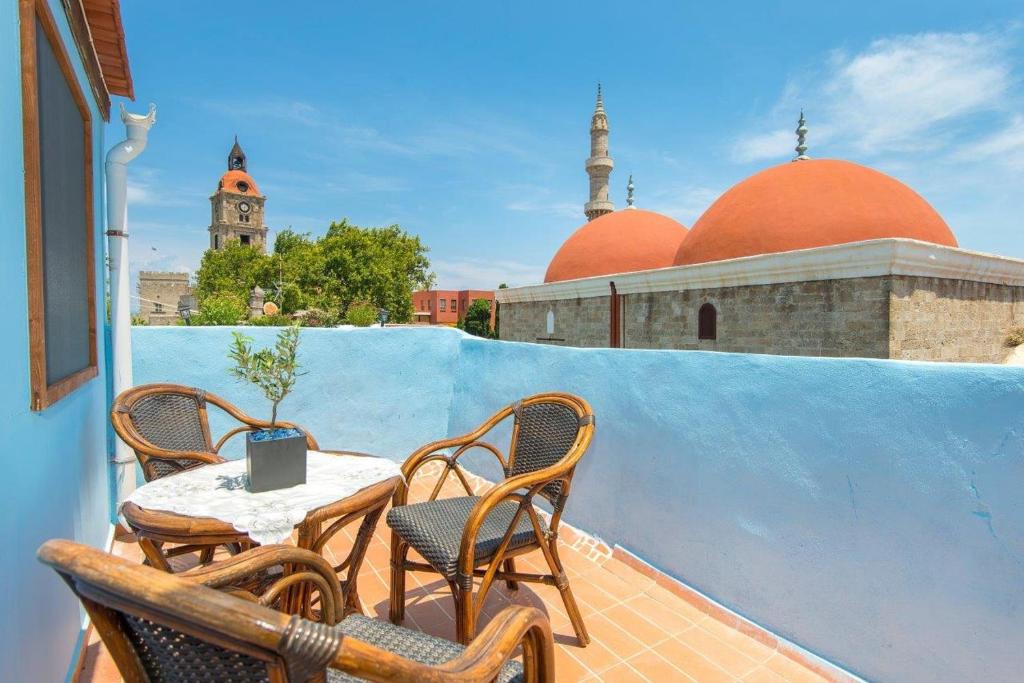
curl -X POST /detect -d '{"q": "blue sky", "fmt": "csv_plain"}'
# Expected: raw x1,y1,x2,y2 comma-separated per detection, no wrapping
116,1,1024,290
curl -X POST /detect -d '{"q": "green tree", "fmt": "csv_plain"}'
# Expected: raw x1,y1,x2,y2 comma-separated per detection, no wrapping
192,222,433,326
193,240,269,307
320,220,433,322
461,299,493,338
191,292,246,326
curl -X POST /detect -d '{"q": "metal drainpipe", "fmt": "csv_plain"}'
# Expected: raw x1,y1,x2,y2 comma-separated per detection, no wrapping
106,103,156,509
609,281,619,348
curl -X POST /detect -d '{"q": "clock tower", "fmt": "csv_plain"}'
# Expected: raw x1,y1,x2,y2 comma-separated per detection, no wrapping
208,137,268,252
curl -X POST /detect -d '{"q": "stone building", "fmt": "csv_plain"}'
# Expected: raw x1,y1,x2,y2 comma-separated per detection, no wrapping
137,271,190,326
496,97,1024,363
209,138,268,252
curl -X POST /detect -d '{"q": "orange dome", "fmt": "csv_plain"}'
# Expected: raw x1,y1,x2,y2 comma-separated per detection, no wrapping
545,209,689,283
675,159,956,266
218,170,260,196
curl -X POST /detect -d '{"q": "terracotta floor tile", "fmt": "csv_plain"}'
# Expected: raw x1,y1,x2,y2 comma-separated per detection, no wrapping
585,612,648,660
566,635,624,675
763,653,831,683
594,661,651,682
678,624,761,678
623,594,701,636
553,642,594,681
699,612,778,664
654,638,734,683
643,584,710,625
625,648,698,682
743,664,791,682
602,557,656,592
602,603,675,649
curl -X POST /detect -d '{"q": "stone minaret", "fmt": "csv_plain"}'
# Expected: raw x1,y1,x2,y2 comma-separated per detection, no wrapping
584,84,614,221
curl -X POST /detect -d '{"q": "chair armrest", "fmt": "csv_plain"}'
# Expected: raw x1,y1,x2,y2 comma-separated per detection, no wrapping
330,605,555,683
182,545,344,624
213,420,321,453
456,464,571,578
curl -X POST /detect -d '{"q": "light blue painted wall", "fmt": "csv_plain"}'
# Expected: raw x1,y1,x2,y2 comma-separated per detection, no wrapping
133,327,461,462
1,2,113,681
133,326,1024,682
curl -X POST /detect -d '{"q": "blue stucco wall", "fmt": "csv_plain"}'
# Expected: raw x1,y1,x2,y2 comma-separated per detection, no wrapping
1,2,112,681
132,326,1024,682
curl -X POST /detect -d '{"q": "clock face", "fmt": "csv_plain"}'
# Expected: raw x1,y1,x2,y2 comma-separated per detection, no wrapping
238,201,251,213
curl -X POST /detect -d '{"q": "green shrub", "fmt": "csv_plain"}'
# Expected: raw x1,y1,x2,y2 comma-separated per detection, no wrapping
345,303,378,327
298,308,341,327
1006,327,1024,347
192,292,246,326
131,314,149,326
248,313,293,327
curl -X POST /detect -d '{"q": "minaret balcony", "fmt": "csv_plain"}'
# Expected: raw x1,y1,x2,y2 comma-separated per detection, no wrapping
585,156,614,172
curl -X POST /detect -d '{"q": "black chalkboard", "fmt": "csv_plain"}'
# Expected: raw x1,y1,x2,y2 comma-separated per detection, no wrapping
35,18,91,385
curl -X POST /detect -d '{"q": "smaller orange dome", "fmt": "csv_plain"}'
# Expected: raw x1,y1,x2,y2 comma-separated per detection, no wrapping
545,209,689,283
219,170,260,196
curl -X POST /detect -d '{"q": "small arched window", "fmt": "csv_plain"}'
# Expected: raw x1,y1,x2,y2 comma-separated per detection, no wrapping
698,303,717,340
546,309,555,336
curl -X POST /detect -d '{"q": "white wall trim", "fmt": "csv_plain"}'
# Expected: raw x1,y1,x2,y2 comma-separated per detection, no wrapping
495,239,1024,304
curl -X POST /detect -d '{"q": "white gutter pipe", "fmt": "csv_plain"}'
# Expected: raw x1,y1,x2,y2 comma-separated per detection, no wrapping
106,103,156,508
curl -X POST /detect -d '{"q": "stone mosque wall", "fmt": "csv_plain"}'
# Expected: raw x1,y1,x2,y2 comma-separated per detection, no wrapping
889,276,1024,363
499,295,611,346
622,277,891,357
499,275,1024,362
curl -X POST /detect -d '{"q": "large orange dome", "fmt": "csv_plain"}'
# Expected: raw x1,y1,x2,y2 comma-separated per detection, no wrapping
545,209,689,283
675,159,956,266
218,170,260,196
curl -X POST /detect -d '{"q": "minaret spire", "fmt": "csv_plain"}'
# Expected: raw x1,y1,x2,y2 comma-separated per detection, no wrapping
626,174,636,209
794,111,809,161
584,83,614,221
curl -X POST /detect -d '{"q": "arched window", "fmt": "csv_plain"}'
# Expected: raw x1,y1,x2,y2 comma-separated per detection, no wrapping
698,303,717,340
546,309,555,336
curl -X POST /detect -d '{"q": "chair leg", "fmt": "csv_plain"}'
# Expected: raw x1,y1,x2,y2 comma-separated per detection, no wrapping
388,535,408,624
452,580,475,645
502,557,519,591
546,542,590,646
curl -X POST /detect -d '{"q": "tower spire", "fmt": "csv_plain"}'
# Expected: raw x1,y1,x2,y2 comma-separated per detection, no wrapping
794,111,809,161
626,174,636,209
584,83,614,221
228,136,247,171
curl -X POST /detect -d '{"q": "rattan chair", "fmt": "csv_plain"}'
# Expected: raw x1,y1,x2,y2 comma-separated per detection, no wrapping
112,383,322,482
388,392,595,646
40,539,555,682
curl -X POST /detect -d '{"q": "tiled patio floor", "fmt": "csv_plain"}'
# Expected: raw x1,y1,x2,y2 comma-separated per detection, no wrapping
79,472,839,682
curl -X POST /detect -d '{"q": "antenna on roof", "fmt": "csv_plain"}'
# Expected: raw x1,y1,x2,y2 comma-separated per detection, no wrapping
794,110,809,161
626,174,636,208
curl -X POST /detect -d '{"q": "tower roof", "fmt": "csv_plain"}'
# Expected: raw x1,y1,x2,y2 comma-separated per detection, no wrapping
227,136,247,172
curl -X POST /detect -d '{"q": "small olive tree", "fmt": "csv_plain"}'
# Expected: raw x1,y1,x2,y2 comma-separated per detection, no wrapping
228,325,303,427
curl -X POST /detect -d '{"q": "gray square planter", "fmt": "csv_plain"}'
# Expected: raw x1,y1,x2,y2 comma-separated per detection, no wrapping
246,429,307,493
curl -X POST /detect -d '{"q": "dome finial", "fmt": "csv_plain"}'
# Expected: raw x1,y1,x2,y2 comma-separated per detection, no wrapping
794,110,809,161
626,174,636,209
596,82,604,112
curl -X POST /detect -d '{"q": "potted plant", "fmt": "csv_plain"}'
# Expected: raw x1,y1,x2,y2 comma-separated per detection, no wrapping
228,325,307,492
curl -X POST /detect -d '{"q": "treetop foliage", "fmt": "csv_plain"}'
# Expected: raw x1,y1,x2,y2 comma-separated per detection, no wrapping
194,219,434,325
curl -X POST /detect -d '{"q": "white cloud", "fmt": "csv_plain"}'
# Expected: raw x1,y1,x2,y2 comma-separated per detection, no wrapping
953,114,1024,169
645,184,724,225
733,31,1014,162
431,258,546,289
